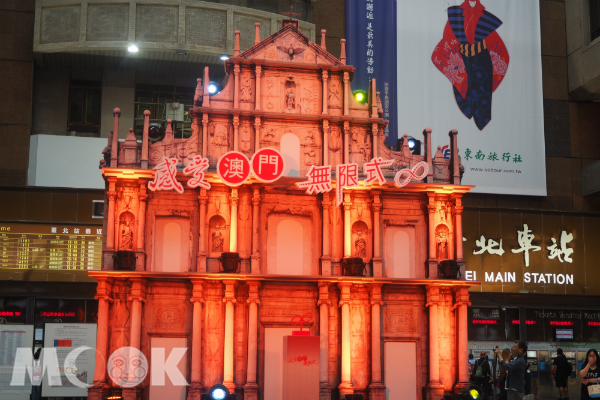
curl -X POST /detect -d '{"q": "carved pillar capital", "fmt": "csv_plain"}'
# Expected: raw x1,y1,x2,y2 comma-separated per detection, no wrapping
127,278,147,303
222,280,237,304
343,71,349,84
246,281,261,304
322,69,329,80
252,185,261,204
425,285,441,307
338,282,352,306
234,64,240,76
452,286,471,307
369,283,384,306
190,280,205,304
202,114,209,124
107,191,117,202
233,115,240,127
230,188,239,205
255,65,262,75
317,281,331,306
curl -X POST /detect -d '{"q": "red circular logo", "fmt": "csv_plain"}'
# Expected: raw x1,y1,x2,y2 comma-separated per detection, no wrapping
217,151,251,186
251,148,285,183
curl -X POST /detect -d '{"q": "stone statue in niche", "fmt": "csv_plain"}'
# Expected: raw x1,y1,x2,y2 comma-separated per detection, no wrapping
212,225,224,253
284,76,298,113
286,88,295,110
436,225,449,260
119,211,134,251
329,82,341,109
355,231,366,258
240,74,252,102
121,221,133,250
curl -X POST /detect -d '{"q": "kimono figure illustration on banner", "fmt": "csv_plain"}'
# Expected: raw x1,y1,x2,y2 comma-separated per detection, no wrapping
431,0,509,130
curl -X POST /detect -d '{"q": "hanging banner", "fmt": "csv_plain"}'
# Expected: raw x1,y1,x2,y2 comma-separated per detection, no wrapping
396,0,546,195
346,0,398,146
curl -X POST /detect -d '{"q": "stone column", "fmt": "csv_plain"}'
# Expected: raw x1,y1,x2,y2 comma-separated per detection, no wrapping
318,282,331,399
92,277,112,385
128,278,146,377
322,69,329,115
452,194,465,272
234,64,240,109
110,108,120,167
368,284,385,400
244,281,260,400
202,114,209,158
230,188,239,252
251,185,261,273
427,193,438,278
197,189,208,272
255,65,262,111
343,72,350,116
343,122,350,164
188,280,205,400
321,194,332,276
343,193,352,258
322,119,330,166
104,178,117,270
223,280,237,392
254,117,261,153
135,183,147,271
233,115,240,152
426,286,444,400
453,287,471,393
372,123,378,159
371,191,383,277
338,282,353,397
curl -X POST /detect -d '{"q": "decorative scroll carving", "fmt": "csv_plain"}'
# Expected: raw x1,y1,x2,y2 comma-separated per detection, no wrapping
384,307,417,334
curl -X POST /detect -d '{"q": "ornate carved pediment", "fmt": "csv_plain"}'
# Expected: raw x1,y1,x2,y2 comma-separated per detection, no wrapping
239,25,341,66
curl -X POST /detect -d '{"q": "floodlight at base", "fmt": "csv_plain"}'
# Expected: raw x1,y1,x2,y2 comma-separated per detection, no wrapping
462,384,484,400
207,384,229,400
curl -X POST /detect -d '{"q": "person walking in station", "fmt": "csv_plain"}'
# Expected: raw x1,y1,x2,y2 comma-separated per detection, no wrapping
473,351,492,399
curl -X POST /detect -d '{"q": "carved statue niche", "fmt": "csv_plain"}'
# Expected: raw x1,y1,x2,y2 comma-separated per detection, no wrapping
435,224,450,260
352,221,369,259
209,215,227,254
119,211,135,251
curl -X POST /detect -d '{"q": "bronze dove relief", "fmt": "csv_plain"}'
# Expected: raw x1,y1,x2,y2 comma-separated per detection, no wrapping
277,42,305,60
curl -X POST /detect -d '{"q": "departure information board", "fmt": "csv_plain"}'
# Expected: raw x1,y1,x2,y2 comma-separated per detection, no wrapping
0,223,103,270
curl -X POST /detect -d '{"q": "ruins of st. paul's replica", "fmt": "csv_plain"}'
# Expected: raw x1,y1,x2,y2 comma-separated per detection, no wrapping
89,19,476,400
